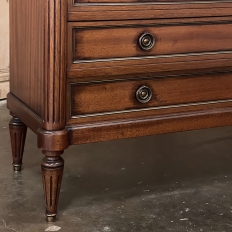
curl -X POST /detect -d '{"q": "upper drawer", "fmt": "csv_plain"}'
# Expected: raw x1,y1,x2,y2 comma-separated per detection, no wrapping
68,0,232,21
73,23,232,61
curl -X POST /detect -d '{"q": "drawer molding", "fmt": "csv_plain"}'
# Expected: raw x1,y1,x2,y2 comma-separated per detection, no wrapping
69,106,232,145
68,51,232,79
73,50,232,64
71,98,232,118
72,0,232,5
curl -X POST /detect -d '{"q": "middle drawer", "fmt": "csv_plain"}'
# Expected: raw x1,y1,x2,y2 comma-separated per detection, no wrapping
70,72,232,117
72,23,232,61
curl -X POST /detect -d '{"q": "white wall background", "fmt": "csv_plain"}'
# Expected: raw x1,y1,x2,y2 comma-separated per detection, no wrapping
0,0,9,99
0,0,9,70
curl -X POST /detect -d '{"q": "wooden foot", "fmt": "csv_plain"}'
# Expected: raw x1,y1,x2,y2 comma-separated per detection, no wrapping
9,116,27,172
41,151,64,222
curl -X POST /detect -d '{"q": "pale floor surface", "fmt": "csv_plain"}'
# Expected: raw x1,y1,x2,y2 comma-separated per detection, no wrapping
0,101,232,231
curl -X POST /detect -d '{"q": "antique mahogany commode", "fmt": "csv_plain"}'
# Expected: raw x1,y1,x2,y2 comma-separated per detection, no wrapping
7,0,232,222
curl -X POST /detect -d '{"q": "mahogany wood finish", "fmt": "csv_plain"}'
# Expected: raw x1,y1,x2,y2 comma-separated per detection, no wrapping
8,0,232,222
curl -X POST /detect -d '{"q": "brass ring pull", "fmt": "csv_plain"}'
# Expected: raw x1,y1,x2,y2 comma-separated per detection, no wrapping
138,32,155,51
136,85,152,103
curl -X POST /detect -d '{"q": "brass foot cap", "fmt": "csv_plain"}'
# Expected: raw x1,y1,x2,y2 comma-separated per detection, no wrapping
46,214,57,223
13,164,22,172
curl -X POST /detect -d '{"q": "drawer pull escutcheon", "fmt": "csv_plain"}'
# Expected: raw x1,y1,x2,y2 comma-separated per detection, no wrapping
136,85,152,103
139,32,155,51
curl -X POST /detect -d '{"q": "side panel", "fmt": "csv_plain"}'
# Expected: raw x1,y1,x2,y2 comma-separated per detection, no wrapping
9,0,44,116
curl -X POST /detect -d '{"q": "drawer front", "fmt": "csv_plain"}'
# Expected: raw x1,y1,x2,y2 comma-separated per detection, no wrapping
72,0,212,2
73,0,223,4
68,1,232,21
70,73,232,117
73,23,232,61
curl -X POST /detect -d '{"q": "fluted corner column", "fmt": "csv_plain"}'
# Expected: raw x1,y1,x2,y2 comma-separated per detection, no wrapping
40,0,68,222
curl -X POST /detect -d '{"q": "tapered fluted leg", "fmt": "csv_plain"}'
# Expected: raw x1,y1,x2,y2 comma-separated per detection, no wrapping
9,116,27,172
41,151,64,222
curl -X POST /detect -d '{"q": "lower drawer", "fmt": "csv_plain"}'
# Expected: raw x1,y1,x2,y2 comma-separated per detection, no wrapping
70,72,232,117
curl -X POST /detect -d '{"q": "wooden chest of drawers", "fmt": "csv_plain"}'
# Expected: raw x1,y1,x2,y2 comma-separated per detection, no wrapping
7,0,232,222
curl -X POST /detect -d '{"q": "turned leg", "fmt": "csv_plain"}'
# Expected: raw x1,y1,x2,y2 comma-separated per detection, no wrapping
38,128,68,222
41,151,64,222
9,116,27,172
